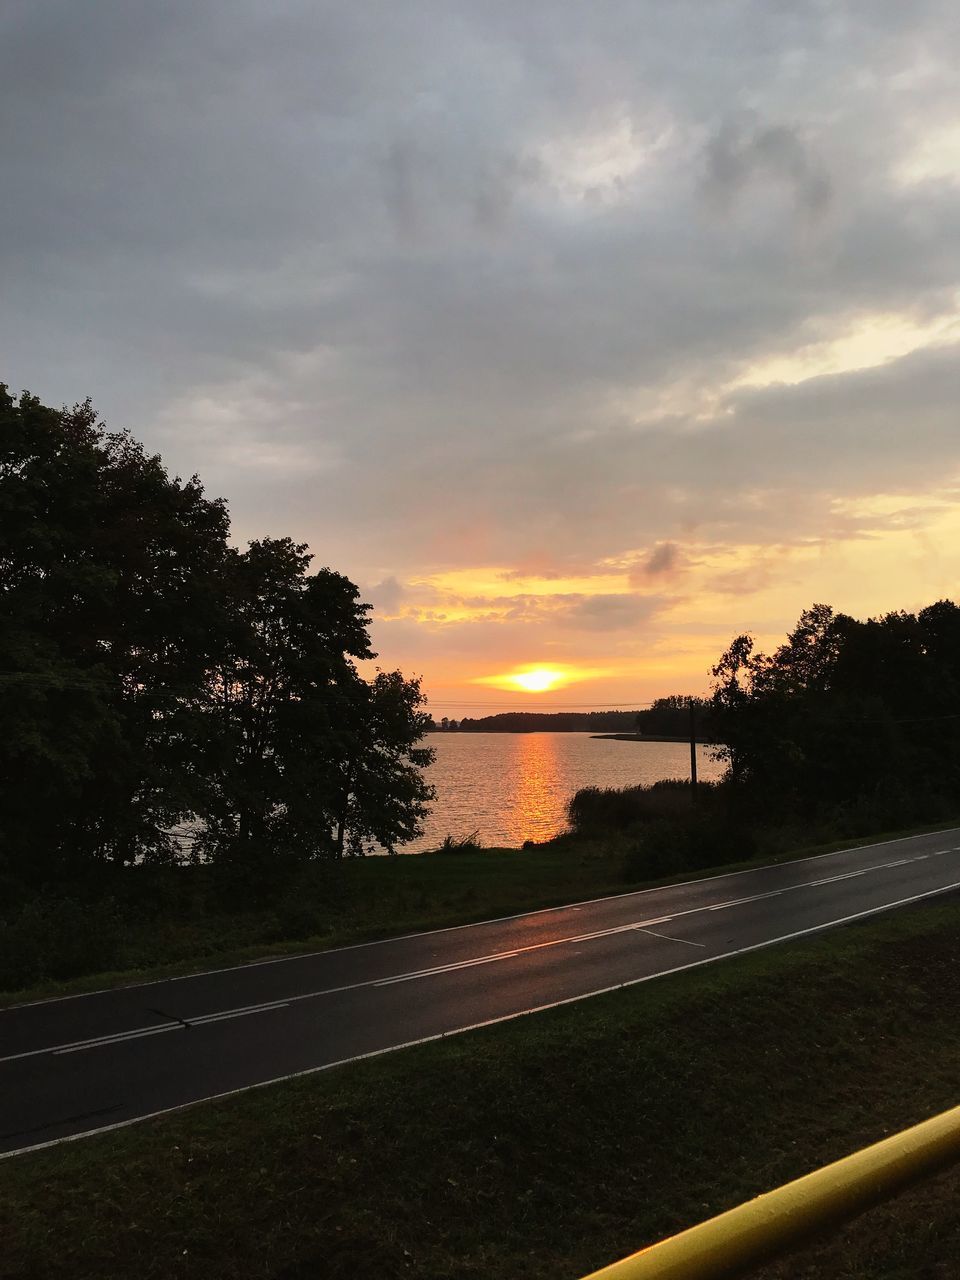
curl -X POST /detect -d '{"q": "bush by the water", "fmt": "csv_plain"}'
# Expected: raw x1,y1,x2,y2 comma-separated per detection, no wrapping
428,831,484,855
568,780,754,881
568,778,708,832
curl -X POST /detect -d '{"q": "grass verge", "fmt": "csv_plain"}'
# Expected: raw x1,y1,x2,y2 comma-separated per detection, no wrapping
4,816,960,1006
3,900,960,1279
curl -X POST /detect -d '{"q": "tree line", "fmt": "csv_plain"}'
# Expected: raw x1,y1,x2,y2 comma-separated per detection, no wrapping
0,387,434,892
444,701,709,735
710,601,960,827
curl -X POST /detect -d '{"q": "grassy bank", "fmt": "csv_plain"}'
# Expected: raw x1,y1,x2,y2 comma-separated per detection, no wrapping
4,813,960,1005
3,900,960,1278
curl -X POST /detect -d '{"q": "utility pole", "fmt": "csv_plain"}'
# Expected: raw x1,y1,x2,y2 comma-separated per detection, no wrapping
689,698,699,803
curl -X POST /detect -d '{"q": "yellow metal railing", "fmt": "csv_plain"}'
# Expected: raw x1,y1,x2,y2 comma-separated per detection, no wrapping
581,1102,960,1280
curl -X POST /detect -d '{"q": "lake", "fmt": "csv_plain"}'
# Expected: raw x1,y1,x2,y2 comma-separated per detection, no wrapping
408,732,726,852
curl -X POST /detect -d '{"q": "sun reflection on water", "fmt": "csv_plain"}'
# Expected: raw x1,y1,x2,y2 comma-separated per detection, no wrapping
511,732,564,844
409,733,725,852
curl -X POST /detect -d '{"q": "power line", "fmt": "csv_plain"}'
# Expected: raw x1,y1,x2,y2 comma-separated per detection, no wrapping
425,700,659,709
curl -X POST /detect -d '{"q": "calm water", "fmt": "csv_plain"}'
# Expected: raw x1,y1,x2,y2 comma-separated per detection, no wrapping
409,732,725,852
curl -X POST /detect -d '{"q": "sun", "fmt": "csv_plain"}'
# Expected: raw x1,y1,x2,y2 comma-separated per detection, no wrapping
508,667,565,693
472,663,605,693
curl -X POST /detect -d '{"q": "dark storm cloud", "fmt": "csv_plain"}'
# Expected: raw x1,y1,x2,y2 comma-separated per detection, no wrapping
703,120,832,218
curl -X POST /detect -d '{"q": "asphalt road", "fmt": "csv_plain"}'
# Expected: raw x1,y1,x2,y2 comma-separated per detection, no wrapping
3,827,960,1158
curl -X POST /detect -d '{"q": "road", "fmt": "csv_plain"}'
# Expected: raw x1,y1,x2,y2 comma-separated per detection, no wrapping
3,827,960,1158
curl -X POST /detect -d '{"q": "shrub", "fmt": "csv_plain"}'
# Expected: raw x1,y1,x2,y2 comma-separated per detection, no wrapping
0,897,128,989
621,813,757,883
568,779,720,835
428,832,484,855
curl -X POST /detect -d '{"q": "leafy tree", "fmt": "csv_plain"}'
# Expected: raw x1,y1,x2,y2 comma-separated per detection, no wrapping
187,537,434,865
0,387,229,882
710,601,960,824
333,668,435,856
1,387,435,887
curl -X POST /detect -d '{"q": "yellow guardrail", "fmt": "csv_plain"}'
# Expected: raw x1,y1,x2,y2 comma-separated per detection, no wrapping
581,1102,960,1280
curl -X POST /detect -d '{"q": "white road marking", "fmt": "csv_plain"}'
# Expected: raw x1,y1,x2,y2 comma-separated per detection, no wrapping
5,876,960,1162
53,1023,181,1057
4,998,295,1063
372,917,686,988
374,952,522,986
10,830,958,1009
808,869,872,887
708,889,784,911
5,849,957,1063
635,928,706,949
187,1000,290,1028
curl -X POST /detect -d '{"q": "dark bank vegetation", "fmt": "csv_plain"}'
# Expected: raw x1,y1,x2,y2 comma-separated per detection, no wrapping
5,899,960,1280
0,834,647,996
443,698,711,735
569,600,960,883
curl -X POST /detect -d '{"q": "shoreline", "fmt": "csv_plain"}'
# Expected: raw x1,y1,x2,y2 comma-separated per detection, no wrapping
591,732,715,744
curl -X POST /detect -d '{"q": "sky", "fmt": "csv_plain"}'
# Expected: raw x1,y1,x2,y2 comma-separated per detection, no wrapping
4,1,960,714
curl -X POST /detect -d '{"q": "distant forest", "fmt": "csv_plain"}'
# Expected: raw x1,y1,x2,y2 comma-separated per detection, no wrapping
429,697,709,736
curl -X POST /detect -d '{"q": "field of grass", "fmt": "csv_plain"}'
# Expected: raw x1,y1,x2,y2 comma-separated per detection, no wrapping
4,815,960,1005
3,899,960,1279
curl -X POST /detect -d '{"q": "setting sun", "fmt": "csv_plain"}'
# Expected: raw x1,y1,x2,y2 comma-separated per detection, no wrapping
509,667,565,693
473,664,613,694
472,665,578,693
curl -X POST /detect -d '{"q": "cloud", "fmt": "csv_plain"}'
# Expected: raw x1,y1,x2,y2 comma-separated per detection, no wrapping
702,120,832,220
630,541,682,584
365,576,407,616
3,0,960,700
552,593,668,632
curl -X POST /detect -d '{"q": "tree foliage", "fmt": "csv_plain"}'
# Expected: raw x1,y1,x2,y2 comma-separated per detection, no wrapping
0,387,230,879
0,386,433,889
187,538,433,864
710,601,960,822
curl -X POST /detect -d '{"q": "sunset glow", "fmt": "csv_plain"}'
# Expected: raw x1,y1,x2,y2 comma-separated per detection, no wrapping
508,668,566,693
473,666,590,694
10,4,960,719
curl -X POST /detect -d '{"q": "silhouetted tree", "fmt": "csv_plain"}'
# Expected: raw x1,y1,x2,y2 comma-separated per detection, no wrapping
185,538,433,864
1,387,435,886
710,601,960,824
0,386,229,882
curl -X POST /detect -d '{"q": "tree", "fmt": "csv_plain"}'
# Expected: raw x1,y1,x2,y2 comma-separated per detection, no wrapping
332,668,435,856
1,386,436,885
187,537,434,865
710,601,960,824
0,386,230,883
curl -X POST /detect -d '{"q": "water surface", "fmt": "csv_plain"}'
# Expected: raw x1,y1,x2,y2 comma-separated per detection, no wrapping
410,732,725,851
